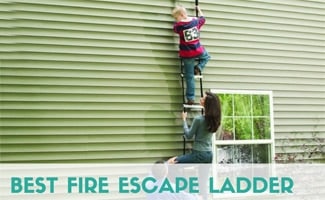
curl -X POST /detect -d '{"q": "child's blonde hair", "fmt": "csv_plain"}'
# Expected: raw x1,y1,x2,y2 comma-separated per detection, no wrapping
172,5,187,18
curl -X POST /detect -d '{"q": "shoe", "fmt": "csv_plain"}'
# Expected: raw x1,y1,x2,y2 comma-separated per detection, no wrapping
187,100,195,105
194,66,201,75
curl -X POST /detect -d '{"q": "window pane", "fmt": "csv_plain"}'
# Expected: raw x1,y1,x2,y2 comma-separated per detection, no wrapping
252,144,271,163
219,93,233,116
213,90,273,164
222,117,234,135
234,94,251,116
235,118,252,140
216,144,271,164
252,95,270,116
218,93,271,141
253,117,271,139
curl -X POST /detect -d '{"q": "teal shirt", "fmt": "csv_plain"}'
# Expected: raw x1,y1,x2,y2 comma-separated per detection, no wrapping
183,115,213,151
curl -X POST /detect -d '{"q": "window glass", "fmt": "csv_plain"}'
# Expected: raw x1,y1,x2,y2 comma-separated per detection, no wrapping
219,93,271,140
212,90,274,164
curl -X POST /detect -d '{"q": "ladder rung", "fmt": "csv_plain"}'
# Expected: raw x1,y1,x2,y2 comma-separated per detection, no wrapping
180,74,203,79
183,104,204,109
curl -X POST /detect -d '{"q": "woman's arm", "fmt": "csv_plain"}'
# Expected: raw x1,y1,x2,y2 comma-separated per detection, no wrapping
183,115,200,139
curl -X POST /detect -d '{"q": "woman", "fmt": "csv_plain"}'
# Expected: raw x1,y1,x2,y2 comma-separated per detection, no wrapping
168,91,222,164
168,91,221,200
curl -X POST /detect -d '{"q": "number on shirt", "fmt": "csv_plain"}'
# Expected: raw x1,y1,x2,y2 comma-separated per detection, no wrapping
183,27,199,42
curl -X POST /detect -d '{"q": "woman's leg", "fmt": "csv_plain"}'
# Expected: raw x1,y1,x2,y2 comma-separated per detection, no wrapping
176,151,212,200
176,150,212,163
175,153,196,163
198,151,212,200
199,164,211,200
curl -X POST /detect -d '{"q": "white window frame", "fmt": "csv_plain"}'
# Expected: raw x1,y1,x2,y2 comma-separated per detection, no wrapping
210,89,275,164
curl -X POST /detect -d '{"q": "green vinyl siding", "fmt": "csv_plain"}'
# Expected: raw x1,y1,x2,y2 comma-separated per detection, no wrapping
1,0,183,163
1,0,324,163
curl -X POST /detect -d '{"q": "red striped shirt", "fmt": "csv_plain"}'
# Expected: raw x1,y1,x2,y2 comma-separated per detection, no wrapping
173,16,206,58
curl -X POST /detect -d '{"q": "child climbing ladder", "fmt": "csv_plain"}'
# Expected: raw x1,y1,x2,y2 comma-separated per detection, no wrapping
172,0,210,106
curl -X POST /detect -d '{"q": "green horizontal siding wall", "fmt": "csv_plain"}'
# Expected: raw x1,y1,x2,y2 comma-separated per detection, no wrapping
1,0,324,163
1,0,184,163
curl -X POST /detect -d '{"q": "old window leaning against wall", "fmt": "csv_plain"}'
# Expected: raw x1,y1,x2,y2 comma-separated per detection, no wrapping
211,90,275,164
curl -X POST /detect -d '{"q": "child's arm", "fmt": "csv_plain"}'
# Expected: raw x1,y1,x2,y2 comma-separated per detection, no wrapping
196,6,203,17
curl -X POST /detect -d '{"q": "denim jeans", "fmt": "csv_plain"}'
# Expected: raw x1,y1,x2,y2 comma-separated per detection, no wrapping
182,50,210,101
176,150,212,200
176,150,212,163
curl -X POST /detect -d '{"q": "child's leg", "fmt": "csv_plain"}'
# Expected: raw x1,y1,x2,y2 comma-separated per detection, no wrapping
197,50,210,72
183,58,196,102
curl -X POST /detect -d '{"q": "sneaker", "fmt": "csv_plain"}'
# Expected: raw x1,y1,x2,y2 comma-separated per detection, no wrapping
194,66,201,75
187,100,195,105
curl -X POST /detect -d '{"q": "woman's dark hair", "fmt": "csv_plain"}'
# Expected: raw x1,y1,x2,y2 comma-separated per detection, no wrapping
204,91,222,132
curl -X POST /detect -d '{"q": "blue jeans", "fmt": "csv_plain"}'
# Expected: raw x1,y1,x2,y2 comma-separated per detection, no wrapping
176,150,213,163
176,150,212,200
182,50,210,101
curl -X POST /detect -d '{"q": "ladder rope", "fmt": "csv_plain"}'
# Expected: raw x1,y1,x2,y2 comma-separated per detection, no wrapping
195,0,199,17
182,0,204,154
180,59,186,109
